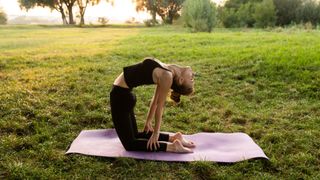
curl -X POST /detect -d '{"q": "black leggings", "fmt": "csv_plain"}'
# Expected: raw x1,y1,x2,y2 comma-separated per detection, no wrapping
110,85,169,152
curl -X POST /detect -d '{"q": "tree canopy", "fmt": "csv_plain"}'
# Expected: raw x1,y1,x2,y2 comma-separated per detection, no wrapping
135,0,185,24
19,0,69,24
219,0,320,27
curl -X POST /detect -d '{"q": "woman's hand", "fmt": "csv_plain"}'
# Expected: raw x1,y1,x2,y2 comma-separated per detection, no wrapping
143,121,154,133
147,131,160,151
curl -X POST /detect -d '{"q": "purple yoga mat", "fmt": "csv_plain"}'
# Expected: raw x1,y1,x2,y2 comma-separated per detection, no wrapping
66,129,268,162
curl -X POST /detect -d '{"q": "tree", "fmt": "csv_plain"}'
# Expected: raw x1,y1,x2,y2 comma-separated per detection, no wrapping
63,0,77,24
0,8,7,25
253,0,276,28
219,0,262,27
77,0,100,25
136,0,157,23
273,0,302,26
224,0,250,9
236,2,256,27
296,0,320,26
218,7,239,27
156,0,184,24
77,0,113,25
224,0,261,9
19,0,78,25
19,0,68,24
135,0,185,24
181,0,217,32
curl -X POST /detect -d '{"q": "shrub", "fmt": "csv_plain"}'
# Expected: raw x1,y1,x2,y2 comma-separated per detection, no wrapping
181,0,217,32
98,17,109,26
304,21,314,29
143,19,159,27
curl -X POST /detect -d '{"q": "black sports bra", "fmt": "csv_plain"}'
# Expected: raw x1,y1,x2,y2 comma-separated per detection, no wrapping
123,58,171,88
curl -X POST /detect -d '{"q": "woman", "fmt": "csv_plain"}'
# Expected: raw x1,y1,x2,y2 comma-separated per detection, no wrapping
110,57,195,153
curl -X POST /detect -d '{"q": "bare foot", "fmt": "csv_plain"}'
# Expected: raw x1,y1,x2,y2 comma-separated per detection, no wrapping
172,132,196,148
172,140,193,153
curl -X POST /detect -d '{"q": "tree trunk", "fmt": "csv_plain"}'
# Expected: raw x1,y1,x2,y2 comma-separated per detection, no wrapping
77,0,89,25
151,10,156,23
63,0,76,25
80,11,85,25
68,6,75,24
167,11,173,24
59,6,68,24
61,12,68,25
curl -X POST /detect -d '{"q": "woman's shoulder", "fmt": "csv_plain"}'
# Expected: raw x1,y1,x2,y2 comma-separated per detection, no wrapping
143,57,160,64
143,57,170,69
154,69,173,86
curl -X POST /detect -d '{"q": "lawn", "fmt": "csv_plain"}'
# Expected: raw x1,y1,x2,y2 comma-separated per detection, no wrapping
0,25,319,179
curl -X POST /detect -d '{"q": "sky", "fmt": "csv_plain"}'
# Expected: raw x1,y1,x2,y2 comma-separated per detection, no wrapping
0,0,224,23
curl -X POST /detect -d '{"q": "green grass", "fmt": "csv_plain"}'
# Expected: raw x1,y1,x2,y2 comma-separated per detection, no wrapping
0,24,319,179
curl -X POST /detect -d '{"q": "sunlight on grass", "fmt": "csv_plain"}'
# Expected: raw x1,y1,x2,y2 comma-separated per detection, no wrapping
0,25,319,179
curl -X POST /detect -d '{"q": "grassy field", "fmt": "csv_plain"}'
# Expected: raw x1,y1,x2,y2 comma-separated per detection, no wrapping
0,25,319,179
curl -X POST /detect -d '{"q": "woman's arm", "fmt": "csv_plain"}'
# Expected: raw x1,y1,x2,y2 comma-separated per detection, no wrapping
144,95,157,133
147,71,172,151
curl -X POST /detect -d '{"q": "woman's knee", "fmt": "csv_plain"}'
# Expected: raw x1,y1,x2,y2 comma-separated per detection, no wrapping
122,141,136,151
